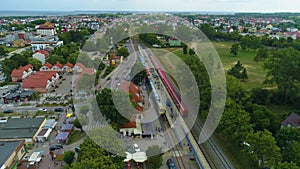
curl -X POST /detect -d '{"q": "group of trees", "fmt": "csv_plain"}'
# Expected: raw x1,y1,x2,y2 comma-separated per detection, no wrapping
228,61,248,81
64,138,124,169
1,50,42,81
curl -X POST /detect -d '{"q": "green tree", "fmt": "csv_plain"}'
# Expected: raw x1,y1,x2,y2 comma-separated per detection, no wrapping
228,61,248,81
219,98,253,144
63,150,75,166
245,130,281,168
230,43,239,56
254,47,269,62
71,138,124,169
282,141,300,166
117,47,129,58
146,145,163,169
0,46,7,56
275,161,300,169
82,40,96,52
73,118,83,131
28,57,42,71
275,127,300,148
183,44,187,55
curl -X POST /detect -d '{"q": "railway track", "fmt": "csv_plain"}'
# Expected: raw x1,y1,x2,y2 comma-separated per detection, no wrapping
160,115,188,169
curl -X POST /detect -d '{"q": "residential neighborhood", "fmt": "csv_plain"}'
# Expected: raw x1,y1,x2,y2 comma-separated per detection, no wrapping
0,2,300,169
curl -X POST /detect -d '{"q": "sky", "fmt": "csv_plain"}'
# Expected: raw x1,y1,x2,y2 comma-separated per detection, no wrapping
1,0,300,13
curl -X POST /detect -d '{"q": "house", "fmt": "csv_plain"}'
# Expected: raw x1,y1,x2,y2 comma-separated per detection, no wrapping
119,81,143,111
11,64,33,82
22,71,59,93
33,50,49,65
40,62,53,71
0,118,46,145
12,39,25,47
281,112,300,128
73,63,86,73
55,132,70,144
0,140,26,169
52,62,63,72
109,50,121,66
31,41,63,51
62,62,74,73
61,124,74,133
119,115,142,137
36,22,55,36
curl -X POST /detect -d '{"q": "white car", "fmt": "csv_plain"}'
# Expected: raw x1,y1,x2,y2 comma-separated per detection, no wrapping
133,143,141,152
38,108,47,112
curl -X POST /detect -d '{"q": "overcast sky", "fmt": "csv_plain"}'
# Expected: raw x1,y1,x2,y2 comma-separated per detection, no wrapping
1,0,300,12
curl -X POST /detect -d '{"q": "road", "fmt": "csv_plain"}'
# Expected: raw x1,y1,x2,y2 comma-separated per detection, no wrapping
0,47,28,61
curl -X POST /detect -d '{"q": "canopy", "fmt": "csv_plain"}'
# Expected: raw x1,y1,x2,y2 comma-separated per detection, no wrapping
123,152,147,163
55,132,69,140
29,152,41,162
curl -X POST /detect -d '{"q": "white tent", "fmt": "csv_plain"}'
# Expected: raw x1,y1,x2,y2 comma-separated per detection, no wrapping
123,152,147,163
28,152,42,162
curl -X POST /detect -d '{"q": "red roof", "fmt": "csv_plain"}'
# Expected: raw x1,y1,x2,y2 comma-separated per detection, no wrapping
35,50,49,57
82,68,96,74
18,64,33,71
74,62,86,70
54,62,63,69
11,69,24,77
22,78,48,88
64,62,74,68
119,116,136,129
43,62,53,69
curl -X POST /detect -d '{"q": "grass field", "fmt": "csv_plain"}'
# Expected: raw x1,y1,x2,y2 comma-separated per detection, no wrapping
153,42,273,90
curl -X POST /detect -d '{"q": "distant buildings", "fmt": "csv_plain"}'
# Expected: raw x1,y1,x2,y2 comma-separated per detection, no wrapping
36,22,56,36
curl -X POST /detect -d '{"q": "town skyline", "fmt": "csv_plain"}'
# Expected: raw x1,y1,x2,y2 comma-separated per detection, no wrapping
0,0,300,13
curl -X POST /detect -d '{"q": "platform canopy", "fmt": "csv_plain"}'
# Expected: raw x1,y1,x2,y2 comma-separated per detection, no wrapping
124,152,147,163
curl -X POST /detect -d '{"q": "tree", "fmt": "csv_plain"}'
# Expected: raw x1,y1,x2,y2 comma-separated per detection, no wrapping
117,47,129,58
189,48,195,55
28,57,42,71
264,48,300,104
63,150,75,166
254,47,269,62
230,43,239,56
275,127,300,148
0,46,7,56
219,98,253,144
146,145,163,169
282,141,300,166
70,138,124,169
275,161,300,169
73,118,83,131
183,44,187,55
82,40,97,52
245,130,281,168
228,61,248,81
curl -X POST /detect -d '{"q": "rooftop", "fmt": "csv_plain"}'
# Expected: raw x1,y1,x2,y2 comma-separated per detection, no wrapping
0,140,23,167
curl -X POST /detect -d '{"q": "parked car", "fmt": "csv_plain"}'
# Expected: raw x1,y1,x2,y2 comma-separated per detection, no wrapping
38,108,47,112
54,108,64,112
3,109,13,114
167,158,176,169
22,155,30,162
133,143,141,152
106,77,111,81
49,145,63,151
75,147,80,153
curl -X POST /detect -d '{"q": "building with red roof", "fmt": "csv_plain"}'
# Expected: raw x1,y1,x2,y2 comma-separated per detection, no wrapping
22,71,59,93
33,50,49,65
62,62,74,73
119,81,143,111
40,62,53,71
73,62,86,73
52,62,63,72
10,64,33,82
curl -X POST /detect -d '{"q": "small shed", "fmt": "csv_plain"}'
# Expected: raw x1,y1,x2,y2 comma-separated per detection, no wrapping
36,128,52,142
64,117,76,124
55,132,69,144
61,124,74,132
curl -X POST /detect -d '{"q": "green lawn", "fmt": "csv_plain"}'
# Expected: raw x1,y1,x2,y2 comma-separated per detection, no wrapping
67,130,86,145
152,42,274,90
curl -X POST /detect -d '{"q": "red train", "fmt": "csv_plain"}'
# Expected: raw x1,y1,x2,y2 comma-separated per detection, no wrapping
149,55,188,117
